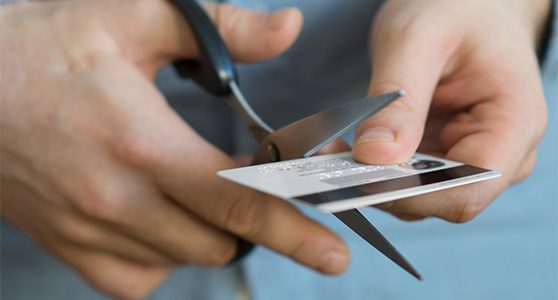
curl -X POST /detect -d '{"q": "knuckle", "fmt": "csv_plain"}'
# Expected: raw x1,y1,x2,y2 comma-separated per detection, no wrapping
74,185,124,222
113,130,161,171
222,192,263,238
445,192,487,224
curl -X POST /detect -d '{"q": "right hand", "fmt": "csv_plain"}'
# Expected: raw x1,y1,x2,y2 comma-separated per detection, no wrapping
0,1,349,298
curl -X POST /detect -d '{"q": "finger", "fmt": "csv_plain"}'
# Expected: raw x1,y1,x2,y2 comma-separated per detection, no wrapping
148,119,350,274
378,111,512,223
70,166,238,267
48,241,168,300
376,98,539,222
387,211,426,222
380,91,545,223
0,177,177,267
168,155,349,274
51,212,178,267
191,177,350,274
352,13,454,164
72,55,241,267
315,139,350,155
91,59,349,274
1,185,168,299
203,4,303,61
376,175,506,223
138,2,303,64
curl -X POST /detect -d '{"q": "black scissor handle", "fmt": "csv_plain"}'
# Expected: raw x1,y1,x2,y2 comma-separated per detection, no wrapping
168,0,255,263
170,0,237,96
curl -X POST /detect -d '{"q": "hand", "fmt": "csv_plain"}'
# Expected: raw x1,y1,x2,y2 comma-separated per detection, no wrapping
0,1,349,298
353,0,551,222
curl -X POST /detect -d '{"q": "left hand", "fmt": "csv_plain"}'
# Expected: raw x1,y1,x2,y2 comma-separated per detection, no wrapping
352,0,551,222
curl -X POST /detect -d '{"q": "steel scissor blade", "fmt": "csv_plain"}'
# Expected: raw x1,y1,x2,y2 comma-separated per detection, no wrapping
334,209,422,280
227,82,274,142
254,90,404,163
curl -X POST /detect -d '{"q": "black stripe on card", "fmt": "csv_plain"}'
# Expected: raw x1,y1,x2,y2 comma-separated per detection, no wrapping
295,164,491,205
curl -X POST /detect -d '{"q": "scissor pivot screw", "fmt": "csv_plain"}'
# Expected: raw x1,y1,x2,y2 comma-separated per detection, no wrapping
267,143,280,162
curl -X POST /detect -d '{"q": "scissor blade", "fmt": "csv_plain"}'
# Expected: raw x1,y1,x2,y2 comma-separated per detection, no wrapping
334,209,422,280
254,90,404,163
227,82,274,142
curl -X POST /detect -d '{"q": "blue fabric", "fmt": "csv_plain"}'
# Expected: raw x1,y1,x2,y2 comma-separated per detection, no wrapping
1,1,556,299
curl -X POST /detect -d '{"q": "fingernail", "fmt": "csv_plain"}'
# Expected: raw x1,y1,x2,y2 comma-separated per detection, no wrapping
319,250,348,274
356,127,395,144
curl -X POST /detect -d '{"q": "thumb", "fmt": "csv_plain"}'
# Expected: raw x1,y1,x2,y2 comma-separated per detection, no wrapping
352,18,452,164
143,2,303,64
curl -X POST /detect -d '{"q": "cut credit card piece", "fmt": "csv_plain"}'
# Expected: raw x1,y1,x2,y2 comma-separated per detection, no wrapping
218,152,500,213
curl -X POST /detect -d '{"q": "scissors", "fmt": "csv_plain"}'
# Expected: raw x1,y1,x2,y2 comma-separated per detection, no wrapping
169,0,421,280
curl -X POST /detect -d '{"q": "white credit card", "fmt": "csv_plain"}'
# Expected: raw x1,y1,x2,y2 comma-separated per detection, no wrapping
218,152,500,213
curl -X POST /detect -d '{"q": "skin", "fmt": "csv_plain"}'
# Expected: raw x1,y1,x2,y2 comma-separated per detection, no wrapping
1,1,347,299
0,0,551,298
353,0,551,222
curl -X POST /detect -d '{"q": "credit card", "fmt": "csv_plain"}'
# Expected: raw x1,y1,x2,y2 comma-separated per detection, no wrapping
218,152,500,213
